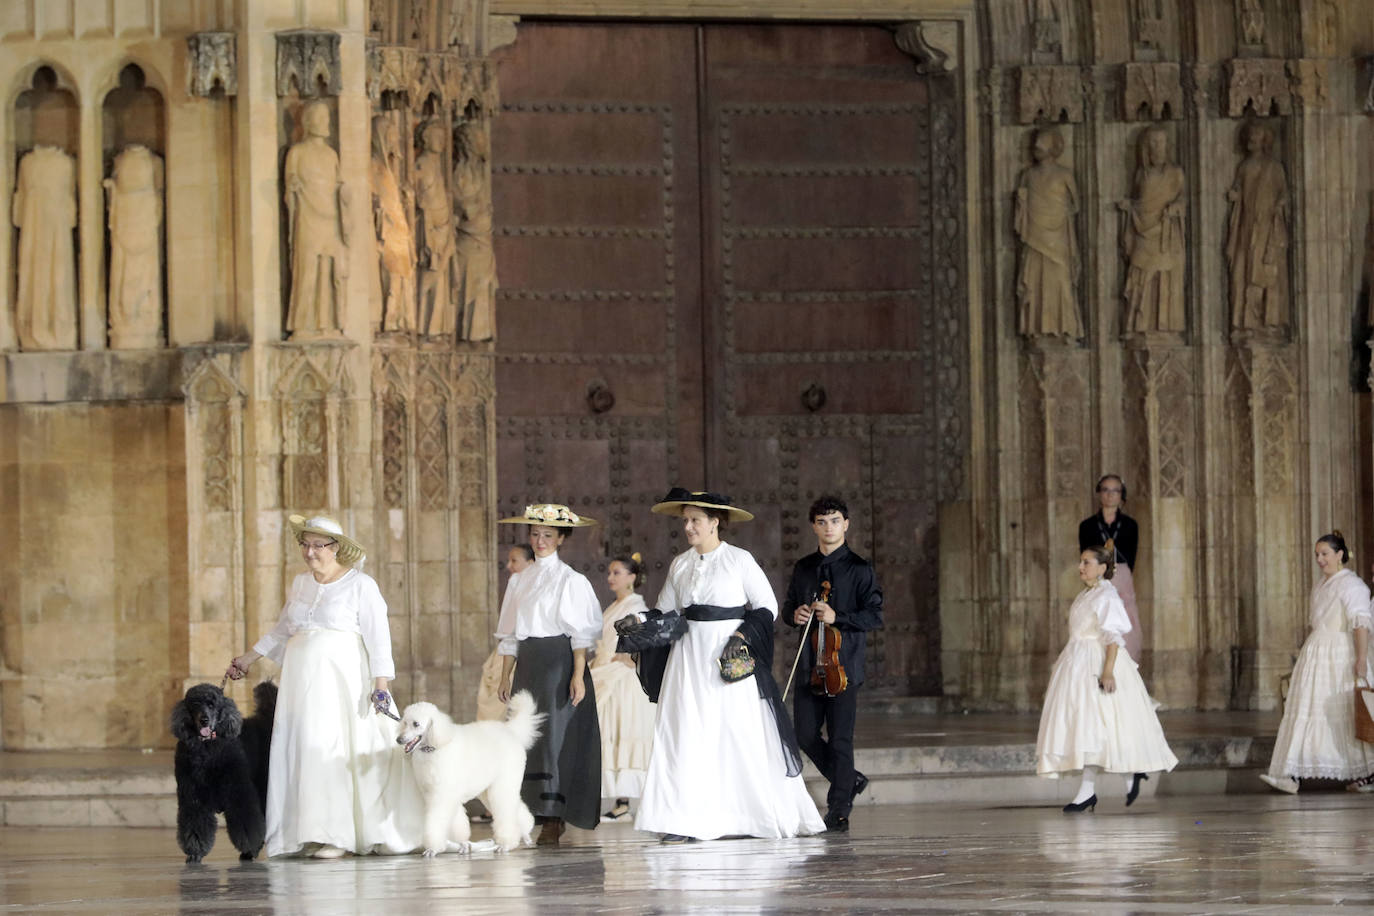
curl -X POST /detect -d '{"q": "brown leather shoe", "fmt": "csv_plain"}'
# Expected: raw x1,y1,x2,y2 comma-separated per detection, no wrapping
536,818,566,846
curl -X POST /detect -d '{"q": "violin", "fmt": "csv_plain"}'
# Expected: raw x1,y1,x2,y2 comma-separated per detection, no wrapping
807,580,848,697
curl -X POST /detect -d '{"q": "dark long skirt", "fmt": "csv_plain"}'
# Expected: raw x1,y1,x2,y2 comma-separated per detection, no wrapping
511,634,601,830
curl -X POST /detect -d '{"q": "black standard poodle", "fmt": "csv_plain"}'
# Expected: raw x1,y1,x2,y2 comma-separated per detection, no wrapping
170,682,275,863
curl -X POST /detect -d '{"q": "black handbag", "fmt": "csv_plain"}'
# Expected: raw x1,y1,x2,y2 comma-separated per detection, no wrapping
614,610,689,653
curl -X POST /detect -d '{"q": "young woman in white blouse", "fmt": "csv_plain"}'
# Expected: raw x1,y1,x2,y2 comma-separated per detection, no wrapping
1035,545,1177,812
227,515,415,858
633,489,824,843
494,503,603,845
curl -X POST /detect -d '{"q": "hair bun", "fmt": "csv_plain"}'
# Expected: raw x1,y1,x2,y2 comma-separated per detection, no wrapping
1332,529,1345,540
631,551,642,564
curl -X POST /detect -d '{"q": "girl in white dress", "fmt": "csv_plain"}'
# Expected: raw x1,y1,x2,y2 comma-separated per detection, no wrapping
634,489,825,843
591,552,655,820
475,545,536,723
1036,545,1177,812
1260,531,1374,793
227,515,422,858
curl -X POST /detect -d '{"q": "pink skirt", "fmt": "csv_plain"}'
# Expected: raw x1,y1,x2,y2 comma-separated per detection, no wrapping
1114,564,1143,663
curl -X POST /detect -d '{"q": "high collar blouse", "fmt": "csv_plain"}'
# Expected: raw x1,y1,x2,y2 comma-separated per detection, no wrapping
654,542,778,617
252,568,396,679
1067,579,1132,650
1310,568,1372,633
495,551,603,656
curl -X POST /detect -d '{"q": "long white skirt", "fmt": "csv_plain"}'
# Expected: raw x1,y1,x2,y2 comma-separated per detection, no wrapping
266,628,425,856
635,618,825,839
1268,630,1374,780
591,659,655,799
1036,636,1178,777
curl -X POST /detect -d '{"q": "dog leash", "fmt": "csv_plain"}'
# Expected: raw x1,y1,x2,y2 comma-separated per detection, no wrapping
372,689,401,721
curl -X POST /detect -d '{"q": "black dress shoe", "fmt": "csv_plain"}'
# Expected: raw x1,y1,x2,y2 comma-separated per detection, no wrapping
1062,794,1097,814
1126,772,1148,807
660,833,696,845
851,772,869,803
824,813,850,833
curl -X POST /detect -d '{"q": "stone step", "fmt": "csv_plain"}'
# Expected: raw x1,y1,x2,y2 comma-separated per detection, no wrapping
0,729,1278,827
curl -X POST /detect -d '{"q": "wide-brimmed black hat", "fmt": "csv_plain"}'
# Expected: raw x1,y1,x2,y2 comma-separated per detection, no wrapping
649,487,754,523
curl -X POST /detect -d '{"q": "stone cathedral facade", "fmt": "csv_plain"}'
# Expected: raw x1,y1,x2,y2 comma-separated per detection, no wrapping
0,0,1371,749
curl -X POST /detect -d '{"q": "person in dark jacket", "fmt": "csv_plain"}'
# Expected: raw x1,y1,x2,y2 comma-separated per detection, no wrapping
781,495,884,833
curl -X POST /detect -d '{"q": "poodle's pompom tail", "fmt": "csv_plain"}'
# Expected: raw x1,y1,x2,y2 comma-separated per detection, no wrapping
504,690,545,751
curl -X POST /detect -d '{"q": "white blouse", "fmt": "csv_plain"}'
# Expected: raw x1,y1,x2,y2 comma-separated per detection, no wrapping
1067,579,1132,649
655,542,778,618
1313,568,1373,632
495,552,603,656
253,569,396,679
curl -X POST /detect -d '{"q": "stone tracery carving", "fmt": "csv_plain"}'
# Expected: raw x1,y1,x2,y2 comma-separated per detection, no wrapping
284,102,350,339
1226,122,1289,333
276,30,341,98
12,146,77,351
452,119,496,341
1122,62,1182,121
1018,66,1083,124
1119,126,1185,334
1014,128,1082,339
371,115,416,334
1029,0,1063,62
414,119,458,340
104,145,164,349
186,32,237,97
1238,0,1266,49
1225,59,1291,118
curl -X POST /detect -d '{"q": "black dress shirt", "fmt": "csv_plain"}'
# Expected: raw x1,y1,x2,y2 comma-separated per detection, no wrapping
1078,511,1139,570
781,543,884,686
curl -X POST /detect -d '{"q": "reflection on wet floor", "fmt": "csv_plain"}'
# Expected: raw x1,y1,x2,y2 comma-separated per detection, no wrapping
3,794,1372,914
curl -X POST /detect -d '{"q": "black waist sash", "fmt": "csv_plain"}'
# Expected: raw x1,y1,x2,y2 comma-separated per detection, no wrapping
635,603,803,778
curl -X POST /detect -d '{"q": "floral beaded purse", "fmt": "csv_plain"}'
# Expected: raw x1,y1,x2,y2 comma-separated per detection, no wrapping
718,635,755,683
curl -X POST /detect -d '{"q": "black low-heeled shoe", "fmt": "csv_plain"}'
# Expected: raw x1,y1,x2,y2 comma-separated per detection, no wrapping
1062,794,1097,814
1126,772,1148,807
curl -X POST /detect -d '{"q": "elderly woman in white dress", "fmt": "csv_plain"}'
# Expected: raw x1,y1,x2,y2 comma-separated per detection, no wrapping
494,503,603,845
1036,545,1177,812
227,515,418,858
1260,531,1374,793
631,489,824,843
591,552,655,821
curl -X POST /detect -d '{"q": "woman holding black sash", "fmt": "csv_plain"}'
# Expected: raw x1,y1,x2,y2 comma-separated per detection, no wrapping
629,489,824,844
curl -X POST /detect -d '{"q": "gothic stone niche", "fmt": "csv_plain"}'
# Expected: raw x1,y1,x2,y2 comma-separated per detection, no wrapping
186,32,236,97
1119,126,1185,335
366,43,418,105
1028,0,1064,64
1227,121,1289,334
284,102,349,339
276,352,345,512
1018,66,1083,124
1225,59,1291,118
1014,127,1082,340
1131,0,1166,59
1122,62,1182,121
276,30,342,98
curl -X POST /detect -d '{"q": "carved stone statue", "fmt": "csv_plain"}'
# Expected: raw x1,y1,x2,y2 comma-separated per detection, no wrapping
104,145,164,348
452,121,496,342
12,146,77,351
1239,0,1265,46
414,119,457,339
1014,128,1082,339
284,102,350,338
370,115,415,334
1226,122,1289,331
1118,126,1185,333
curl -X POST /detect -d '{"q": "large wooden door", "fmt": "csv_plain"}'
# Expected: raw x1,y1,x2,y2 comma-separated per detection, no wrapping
492,21,966,695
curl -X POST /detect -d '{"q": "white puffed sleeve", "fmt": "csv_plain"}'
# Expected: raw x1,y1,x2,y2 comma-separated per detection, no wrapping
1338,572,1373,632
356,574,396,679
740,549,779,618
1095,585,1133,649
655,553,686,613
561,572,605,651
494,569,522,657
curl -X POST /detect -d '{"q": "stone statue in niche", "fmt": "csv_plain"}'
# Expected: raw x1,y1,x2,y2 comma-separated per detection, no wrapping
370,115,415,334
1226,122,1289,332
284,102,350,339
452,119,496,342
414,119,457,339
104,145,164,348
1118,126,1185,333
1014,127,1082,339
12,146,77,351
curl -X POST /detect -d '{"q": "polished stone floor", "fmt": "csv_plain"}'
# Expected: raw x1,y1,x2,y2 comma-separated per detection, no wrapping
3,792,1372,914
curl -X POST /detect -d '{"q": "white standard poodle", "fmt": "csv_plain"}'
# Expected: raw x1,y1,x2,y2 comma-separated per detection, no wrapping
397,690,544,855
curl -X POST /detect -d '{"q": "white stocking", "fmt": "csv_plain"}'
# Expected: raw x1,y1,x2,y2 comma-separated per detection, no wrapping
1072,766,1099,804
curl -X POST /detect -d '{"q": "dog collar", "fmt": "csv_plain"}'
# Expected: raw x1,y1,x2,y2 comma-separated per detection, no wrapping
420,745,435,753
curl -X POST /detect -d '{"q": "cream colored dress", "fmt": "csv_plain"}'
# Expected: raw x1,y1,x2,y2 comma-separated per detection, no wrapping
1036,579,1178,777
591,593,655,799
1267,568,1374,780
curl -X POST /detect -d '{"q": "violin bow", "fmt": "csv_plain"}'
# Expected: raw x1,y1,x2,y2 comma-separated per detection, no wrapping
782,591,820,703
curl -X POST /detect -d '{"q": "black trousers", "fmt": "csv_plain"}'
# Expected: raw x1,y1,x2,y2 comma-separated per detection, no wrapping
792,682,861,816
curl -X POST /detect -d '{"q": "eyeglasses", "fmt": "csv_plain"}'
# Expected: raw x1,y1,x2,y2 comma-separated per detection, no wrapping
300,539,338,553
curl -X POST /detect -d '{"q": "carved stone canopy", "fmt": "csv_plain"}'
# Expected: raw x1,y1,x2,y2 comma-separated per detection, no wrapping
1225,58,1291,118
1122,62,1181,121
186,32,237,98
276,30,342,98
1018,65,1083,124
